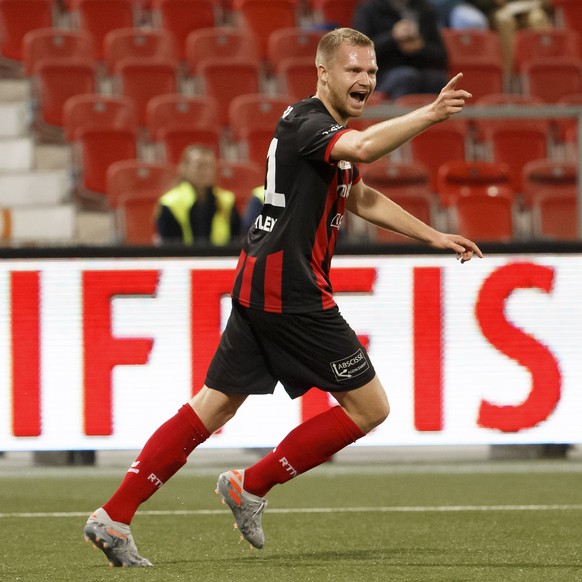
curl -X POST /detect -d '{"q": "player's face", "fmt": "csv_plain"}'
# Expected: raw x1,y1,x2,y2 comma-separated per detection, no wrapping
323,44,377,122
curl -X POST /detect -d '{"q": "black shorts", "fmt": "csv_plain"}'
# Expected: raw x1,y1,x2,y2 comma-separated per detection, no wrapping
205,300,376,399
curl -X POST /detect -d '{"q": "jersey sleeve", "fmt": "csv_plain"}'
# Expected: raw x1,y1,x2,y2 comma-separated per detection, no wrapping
296,108,353,164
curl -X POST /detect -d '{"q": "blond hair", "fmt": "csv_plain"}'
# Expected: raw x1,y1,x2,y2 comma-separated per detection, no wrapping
315,27,374,67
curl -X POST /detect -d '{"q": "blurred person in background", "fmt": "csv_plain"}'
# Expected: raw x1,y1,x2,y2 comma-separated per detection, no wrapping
352,0,450,99
156,145,241,246
470,0,553,72
430,0,489,28
241,185,265,232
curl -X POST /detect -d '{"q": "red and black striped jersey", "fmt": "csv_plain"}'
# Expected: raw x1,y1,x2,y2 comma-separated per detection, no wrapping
231,97,361,313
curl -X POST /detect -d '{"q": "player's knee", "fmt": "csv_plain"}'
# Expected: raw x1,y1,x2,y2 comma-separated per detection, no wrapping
369,398,390,430
357,397,390,434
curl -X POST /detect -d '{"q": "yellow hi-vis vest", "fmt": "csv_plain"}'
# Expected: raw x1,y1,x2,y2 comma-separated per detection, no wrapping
159,181,236,245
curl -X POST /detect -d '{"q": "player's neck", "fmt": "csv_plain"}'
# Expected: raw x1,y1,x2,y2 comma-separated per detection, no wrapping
313,93,349,126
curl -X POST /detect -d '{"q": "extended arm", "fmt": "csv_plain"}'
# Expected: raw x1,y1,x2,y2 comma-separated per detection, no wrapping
346,180,483,263
331,73,471,164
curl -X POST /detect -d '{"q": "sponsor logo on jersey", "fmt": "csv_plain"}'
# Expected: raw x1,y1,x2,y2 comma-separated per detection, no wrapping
338,160,352,170
337,184,350,198
330,348,370,382
322,123,343,135
331,213,344,229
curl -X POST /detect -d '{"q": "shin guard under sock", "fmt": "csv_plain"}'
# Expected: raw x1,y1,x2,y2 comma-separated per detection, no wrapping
243,405,365,497
103,404,210,524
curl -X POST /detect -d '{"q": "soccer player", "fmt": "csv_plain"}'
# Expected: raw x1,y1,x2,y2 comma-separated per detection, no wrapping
83,27,482,567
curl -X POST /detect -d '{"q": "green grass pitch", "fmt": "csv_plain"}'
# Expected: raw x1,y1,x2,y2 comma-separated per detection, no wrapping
1,455,582,582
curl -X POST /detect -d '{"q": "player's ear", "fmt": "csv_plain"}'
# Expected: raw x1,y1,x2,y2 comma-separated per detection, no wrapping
317,63,328,84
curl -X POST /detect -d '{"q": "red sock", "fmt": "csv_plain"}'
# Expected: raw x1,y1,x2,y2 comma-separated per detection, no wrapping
243,406,365,497
103,404,210,524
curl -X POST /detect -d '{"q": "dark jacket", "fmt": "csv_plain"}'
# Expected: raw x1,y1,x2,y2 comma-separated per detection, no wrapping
352,0,449,74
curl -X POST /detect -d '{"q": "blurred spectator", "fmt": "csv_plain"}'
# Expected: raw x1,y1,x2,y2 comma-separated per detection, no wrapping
430,0,489,28
352,0,449,99
470,0,553,72
242,185,265,233
156,145,241,246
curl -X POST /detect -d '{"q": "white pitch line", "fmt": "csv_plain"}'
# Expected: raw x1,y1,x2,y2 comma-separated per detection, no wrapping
2,504,582,519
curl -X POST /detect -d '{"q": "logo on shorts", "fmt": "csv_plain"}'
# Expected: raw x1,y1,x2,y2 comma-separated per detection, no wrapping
330,348,370,382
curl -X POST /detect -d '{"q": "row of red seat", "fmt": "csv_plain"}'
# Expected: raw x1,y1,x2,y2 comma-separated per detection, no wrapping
0,0,358,63
59,89,580,198
106,156,578,245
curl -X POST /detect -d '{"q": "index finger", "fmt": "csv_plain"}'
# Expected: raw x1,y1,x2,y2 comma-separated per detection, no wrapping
444,72,464,90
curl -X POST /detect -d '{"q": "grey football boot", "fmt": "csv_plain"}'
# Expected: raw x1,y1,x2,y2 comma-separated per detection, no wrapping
83,508,153,567
216,469,268,549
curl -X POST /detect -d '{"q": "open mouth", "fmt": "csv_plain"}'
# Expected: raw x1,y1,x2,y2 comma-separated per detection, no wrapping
350,91,367,104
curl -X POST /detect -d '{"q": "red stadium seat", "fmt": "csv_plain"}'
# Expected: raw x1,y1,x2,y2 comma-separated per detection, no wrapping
436,160,512,207
521,57,582,103
0,0,55,63
232,0,298,60
193,57,261,126
360,159,435,243
185,27,259,72
228,93,291,164
69,0,136,60
23,28,95,76
374,191,435,243
267,27,323,74
30,56,98,135
531,192,578,240
441,29,505,100
450,186,516,242
146,93,222,163
64,94,139,196
107,159,176,243
474,94,552,193
512,29,581,75
111,58,179,125
360,158,431,192
553,0,582,41
276,56,318,101
522,159,577,208
311,0,359,28
216,160,264,213
151,0,218,60
103,27,177,74
393,95,470,192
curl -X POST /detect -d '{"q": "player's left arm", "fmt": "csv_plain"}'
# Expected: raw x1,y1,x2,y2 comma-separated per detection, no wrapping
346,179,483,263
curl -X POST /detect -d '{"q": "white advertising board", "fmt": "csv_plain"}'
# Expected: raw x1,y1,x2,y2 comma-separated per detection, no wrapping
1,253,580,450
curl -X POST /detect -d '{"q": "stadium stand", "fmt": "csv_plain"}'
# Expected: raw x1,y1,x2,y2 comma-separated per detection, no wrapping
22,28,95,76
0,0,55,66
441,28,505,100
146,93,222,163
151,0,219,60
520,56,582,103
63,93,139,198
29,55,98,139
191,57,261,126
69,0,137,60
110,57,179,125
267,27,323,75
228,93,291,165
106,159,176,244
103,27,177,74
360,159,436,242
232,0,299,60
